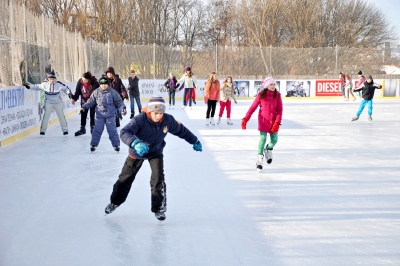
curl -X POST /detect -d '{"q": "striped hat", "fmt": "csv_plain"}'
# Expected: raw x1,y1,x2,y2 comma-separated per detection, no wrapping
148,95,166,112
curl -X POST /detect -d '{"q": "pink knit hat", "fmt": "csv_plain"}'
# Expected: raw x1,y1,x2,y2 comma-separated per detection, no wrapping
262,77,276,89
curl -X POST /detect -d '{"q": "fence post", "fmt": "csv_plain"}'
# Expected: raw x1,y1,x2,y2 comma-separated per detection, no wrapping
89,39,93,74
107,39,110,67
10,0,15,84
153,42,156,79
23,3,28,82
63,25,66,81
216,43,218,73
335,44,338,73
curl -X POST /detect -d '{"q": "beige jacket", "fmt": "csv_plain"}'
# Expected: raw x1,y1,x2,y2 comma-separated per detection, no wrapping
220,82,236,102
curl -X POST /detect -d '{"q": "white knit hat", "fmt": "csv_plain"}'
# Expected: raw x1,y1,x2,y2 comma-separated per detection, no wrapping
148,95,166,112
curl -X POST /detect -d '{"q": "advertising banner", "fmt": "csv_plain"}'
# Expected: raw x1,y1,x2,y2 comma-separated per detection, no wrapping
315,80,342,96
0,82,78,142
284,81,311,97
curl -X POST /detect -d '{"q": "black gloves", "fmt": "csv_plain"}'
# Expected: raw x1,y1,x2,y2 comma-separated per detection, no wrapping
23,83,30,89
68,92,73,99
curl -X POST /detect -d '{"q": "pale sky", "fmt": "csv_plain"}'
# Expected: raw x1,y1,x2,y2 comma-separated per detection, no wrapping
367,0,400,41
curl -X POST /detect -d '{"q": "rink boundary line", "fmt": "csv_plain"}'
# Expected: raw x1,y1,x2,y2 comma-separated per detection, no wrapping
0,110,78,147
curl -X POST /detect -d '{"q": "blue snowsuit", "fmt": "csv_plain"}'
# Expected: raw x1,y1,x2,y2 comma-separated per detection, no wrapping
83,87,125,147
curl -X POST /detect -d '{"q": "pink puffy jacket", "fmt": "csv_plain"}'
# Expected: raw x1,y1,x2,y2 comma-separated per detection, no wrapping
244,90,283,133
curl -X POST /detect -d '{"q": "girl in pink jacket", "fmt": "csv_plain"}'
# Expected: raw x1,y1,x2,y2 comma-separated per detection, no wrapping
241,77,283,171
204,72,221,125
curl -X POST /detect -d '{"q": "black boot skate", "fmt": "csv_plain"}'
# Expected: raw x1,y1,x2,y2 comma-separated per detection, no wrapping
74,127,86,136
114,146,120,152
155,210,166,221
105,203,119,215
90,146,96,152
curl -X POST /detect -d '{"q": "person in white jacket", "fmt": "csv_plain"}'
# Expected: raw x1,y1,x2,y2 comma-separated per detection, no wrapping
217,76,237,125
176,67,197,109
23,71,72,135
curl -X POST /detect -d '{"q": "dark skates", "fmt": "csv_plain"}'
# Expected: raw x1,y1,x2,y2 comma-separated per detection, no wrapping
74,127,86,136
155,210,166,221
105,203,119,215
90,146,96,152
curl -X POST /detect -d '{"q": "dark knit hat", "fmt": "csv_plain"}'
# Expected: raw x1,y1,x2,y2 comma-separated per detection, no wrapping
366,74,373,80
185,66,191,71
99,77,108,84
357,70,362,75
105,66,115,76
148,95,166,112
46,71,56,79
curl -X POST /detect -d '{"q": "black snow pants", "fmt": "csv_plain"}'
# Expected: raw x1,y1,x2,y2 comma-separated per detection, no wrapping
110,154,166,213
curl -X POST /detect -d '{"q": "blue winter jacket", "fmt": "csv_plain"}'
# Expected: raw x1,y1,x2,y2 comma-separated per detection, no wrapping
120,112,198,160
83,87,125,117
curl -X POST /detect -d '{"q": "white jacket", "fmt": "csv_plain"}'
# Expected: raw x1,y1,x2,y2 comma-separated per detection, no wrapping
30,80,71,104
177,74,197,88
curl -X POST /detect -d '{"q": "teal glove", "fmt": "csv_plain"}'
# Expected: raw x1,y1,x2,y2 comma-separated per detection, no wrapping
193,139,202,152
131,139,149,156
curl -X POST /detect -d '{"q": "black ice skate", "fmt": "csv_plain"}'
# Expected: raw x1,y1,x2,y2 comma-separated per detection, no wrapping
256,154,264,172
264,148,273,164
90,146,96,152
130,113,134,119
63,131,68,136
40,132,45,136
155,210,166,221
114,146,120,152
105,203,119,215
74,127,86,136
351,116,359,122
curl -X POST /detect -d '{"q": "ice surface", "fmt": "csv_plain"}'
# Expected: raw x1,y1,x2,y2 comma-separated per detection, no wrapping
1,99,399,266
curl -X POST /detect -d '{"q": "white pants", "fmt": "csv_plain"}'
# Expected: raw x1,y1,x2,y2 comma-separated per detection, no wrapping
40,102,68,133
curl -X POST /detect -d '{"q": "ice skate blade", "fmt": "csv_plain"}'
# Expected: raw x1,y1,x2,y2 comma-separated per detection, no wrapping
158,220,165,225
257,169,261,173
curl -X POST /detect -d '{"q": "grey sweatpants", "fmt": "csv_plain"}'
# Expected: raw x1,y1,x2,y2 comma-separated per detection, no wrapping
40,101,68,133
90,113,120,147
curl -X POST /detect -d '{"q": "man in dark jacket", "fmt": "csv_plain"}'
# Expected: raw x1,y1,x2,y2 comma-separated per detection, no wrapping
104,95,202,221
128,69,142,118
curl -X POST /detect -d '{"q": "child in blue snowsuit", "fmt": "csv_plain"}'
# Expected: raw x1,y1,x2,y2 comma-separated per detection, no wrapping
82,77,126,152
104,95,202,221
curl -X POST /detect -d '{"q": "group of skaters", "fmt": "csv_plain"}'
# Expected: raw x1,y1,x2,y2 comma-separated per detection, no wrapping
339,70,382,122
21,65,382,221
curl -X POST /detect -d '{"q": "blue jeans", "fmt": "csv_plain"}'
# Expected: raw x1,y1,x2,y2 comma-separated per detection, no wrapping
129,94,142,114
183,88,193,106
168,90,175,105
356,99,373,116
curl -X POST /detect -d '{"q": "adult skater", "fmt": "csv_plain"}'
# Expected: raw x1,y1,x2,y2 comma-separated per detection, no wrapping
204,72,220,125
217,76,237,125
72,72,99,136
177,67,197,109
351,74,381,122
104,95,202,221
81,76,127,152
164,73,178,109
344,74,356,101
105,67,128,127
23,70,72,136
241,77,283,171
127,69,142,118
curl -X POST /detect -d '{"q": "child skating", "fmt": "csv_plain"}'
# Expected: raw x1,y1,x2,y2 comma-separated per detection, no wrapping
351,74,381,122
81,76,126,152
104,95,202,221
241,77,283,172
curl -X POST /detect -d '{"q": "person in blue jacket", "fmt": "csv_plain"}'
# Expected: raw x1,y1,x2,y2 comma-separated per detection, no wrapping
81,76,126,152
104,95,202,221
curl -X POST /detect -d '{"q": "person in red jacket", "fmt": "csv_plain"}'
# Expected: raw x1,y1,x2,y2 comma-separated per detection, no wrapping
204,72,220,125
241,77,283,172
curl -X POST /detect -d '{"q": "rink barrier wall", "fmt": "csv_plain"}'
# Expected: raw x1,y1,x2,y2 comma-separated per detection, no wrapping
1,79,399,147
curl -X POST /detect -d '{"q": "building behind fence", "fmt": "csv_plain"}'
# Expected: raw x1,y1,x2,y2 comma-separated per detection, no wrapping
1,1,399,87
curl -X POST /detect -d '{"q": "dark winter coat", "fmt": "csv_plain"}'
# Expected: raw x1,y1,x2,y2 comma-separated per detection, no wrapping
72,77,99,105
164,77,178,92
354,80,381,100
120,110,198,160
83,87,126,117
128,76,140,96
107,75,128,100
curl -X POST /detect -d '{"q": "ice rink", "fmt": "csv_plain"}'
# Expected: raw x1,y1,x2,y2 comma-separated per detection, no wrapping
1,98,400,266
